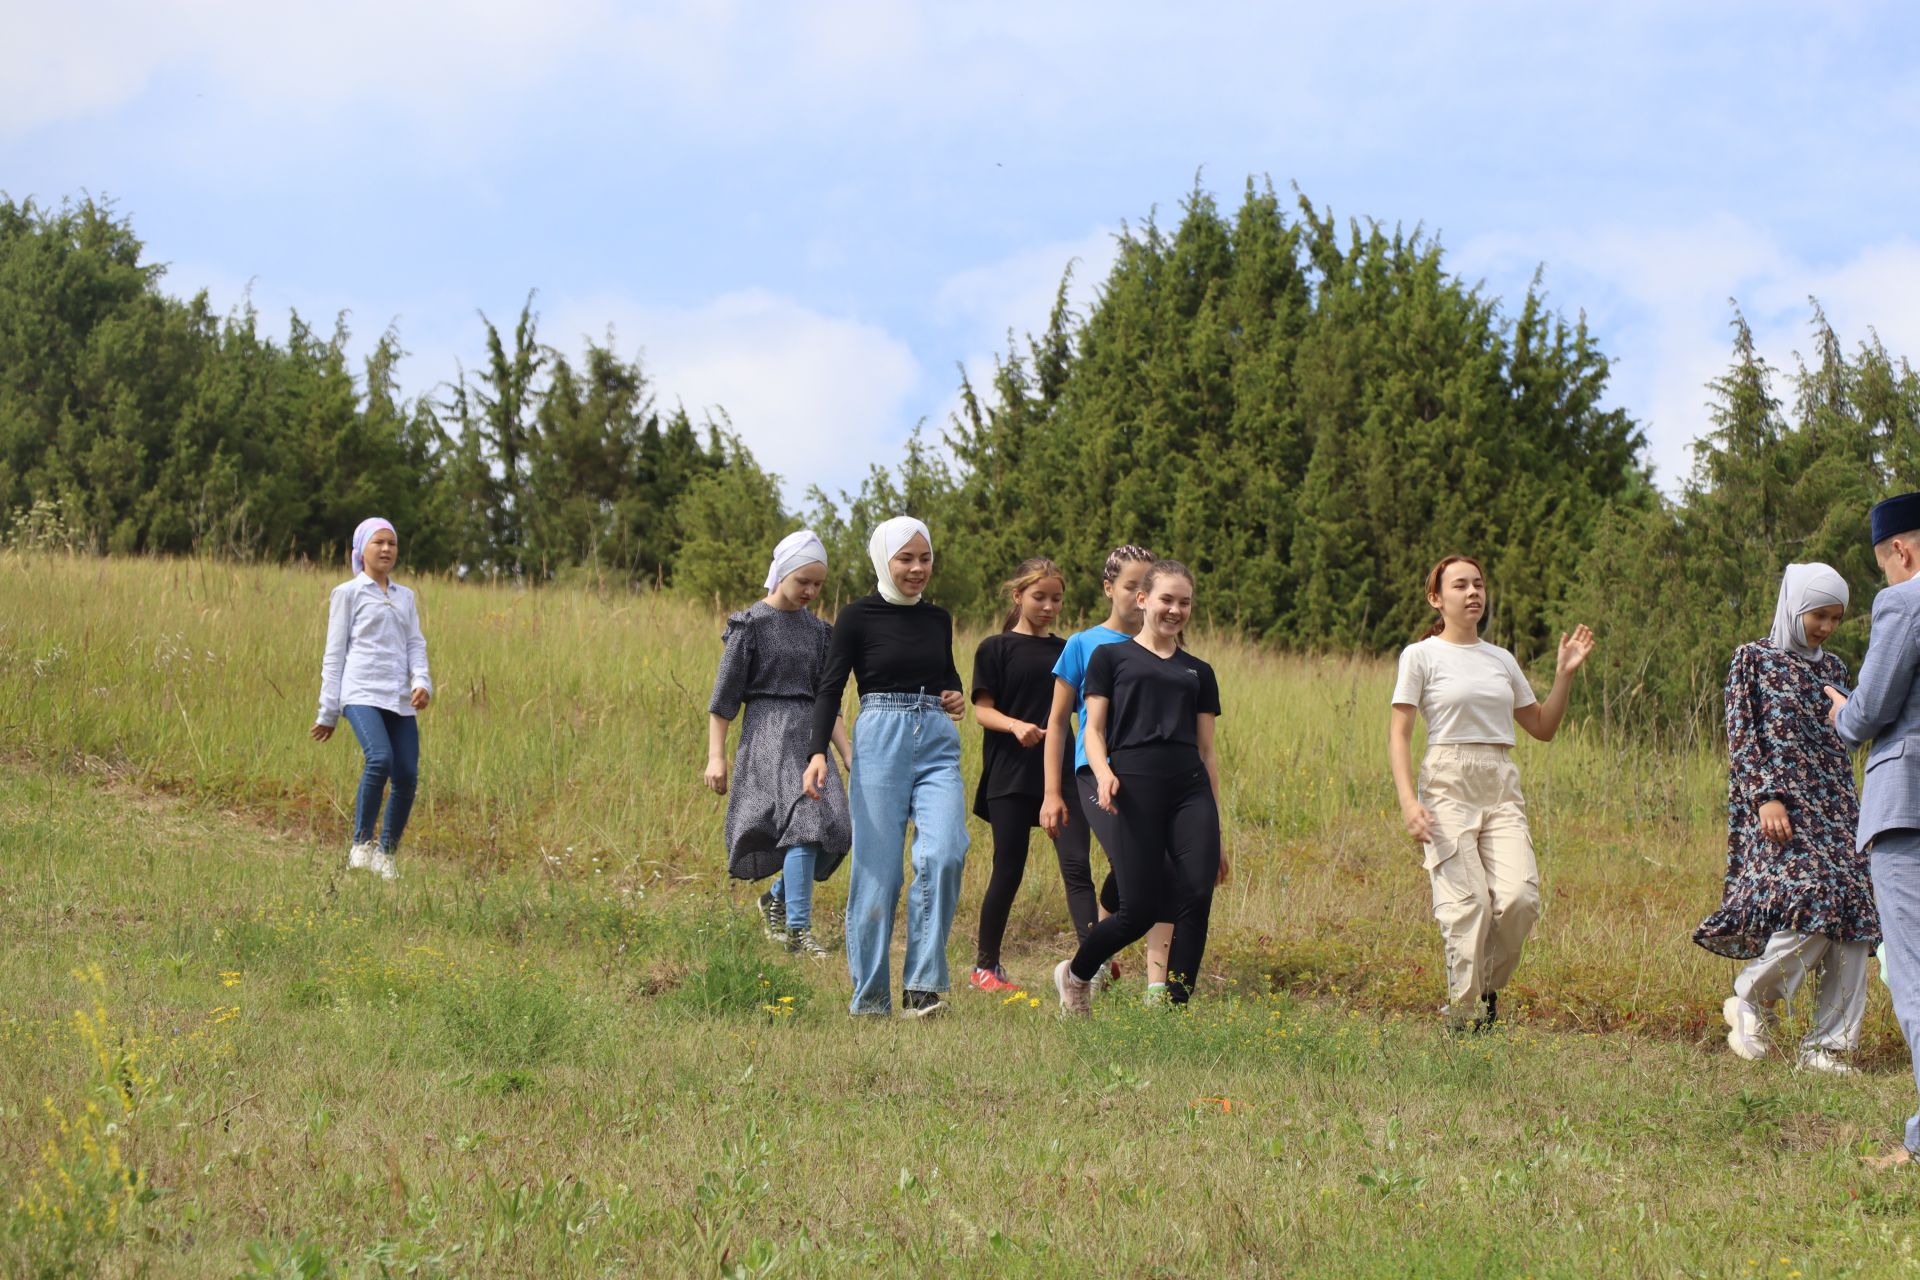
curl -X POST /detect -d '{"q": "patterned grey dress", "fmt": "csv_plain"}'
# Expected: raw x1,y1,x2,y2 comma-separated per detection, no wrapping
708,602,853,881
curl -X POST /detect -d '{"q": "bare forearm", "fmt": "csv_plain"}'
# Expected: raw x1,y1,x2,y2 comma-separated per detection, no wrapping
973,703,1027,735
1388,727,1418,808
707,714,731,761
831,716,852,768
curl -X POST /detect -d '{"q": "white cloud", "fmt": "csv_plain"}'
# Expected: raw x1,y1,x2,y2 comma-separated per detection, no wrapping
1450,220,1920,494
545,289,921,504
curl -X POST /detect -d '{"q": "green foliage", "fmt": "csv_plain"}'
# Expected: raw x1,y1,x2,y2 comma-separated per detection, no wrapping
663,918,814,1019
0,199,756,582
1566,303,1920,741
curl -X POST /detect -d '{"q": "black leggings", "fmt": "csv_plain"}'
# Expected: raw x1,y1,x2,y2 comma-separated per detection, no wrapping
1068,756,1220,1003
1069,769,1122,931
975,794,1093,970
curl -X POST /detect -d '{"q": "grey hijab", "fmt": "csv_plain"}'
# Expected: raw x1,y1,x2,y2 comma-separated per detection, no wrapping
1768,562,1848,658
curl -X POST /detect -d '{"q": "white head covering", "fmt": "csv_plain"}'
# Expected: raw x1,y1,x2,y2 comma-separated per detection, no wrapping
1769,562,1849,658
764,529,828,592
351,517,395,576
868,516,932,606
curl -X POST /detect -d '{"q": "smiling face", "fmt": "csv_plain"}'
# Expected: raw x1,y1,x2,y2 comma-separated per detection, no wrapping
362,527,399,577
1800,602,1844,648
1427,560,1485,634
774,561,827,609
889,533,932,597
1104,561,1150,631
1016,575,1064,633
1137,570,1194,643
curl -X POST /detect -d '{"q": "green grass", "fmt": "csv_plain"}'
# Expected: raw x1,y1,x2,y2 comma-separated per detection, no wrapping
2,551,1919,1275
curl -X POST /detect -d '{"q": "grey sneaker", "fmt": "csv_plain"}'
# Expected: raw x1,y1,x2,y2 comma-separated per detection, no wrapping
1724,996,1769,1061
1054,959,1092,1016
786,927,829,960
756,887,786,940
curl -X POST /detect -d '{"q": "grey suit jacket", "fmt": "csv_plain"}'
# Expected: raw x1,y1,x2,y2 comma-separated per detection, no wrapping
1836,576,1920,851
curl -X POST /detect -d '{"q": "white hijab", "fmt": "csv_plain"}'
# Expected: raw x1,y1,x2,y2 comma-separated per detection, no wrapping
868,516,931,606
764,529,827,592
1769,562,1849,658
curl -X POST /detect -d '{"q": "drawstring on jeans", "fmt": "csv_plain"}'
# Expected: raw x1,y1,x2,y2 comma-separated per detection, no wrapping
914,686,925,738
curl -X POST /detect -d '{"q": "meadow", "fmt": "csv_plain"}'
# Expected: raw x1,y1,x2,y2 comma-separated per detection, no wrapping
3,552,1919,1277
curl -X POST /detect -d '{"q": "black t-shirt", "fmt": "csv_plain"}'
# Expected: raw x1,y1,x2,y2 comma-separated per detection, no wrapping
971,631,1071,816
1083,640,1222,767
808,594,964,756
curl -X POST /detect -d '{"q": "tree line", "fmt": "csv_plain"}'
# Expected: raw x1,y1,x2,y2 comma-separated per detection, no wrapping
6,187,1918,741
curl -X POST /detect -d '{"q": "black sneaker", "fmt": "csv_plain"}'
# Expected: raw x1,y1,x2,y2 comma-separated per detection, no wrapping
1478,990,1499,1031
756,887,786,941
900,989,947,1019
786,927,829,960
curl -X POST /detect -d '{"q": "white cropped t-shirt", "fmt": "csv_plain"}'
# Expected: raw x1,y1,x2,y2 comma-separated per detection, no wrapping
1390,636,1536,747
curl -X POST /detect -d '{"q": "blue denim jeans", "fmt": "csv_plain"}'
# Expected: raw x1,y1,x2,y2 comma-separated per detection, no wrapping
767,845,820,931
341,705,419,853
1872,830,1920,1153
845,693,969,1014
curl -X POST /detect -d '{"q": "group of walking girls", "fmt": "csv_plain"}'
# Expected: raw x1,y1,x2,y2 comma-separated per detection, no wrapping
303,492,1920,1164
702,519,1224,1018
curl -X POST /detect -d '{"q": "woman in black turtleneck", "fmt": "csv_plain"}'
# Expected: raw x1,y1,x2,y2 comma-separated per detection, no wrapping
803,516,967,1018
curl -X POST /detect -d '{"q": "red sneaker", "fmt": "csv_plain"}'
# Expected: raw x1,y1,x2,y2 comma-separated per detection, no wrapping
969,965,1019,993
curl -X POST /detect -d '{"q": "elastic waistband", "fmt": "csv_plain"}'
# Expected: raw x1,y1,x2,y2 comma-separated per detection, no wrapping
1110,742,1205,773
1423,742,1512,760
859,691,946,710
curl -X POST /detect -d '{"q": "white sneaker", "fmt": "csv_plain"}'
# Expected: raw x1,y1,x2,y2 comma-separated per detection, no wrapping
348,841,377,871
1798,1047,1858,1076
1724,996,1769,1061
369,850,398,881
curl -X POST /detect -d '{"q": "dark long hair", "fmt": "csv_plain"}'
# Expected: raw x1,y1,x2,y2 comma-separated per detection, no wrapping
1102,543,1155,585
1000,557,1066,633
1421,555,1485,639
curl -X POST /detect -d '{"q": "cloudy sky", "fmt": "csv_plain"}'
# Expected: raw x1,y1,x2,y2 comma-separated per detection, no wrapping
7,2,1918,500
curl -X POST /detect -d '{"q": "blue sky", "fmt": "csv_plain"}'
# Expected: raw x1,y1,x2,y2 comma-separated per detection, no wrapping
7,2,1920,502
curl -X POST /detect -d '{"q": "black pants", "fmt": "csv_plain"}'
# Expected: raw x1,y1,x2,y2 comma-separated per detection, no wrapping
975,794,1093,970
1068,768,1130,939
1068,754,1220,1003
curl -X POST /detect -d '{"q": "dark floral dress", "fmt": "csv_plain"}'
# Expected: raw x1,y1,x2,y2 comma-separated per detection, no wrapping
1694,639,1880,959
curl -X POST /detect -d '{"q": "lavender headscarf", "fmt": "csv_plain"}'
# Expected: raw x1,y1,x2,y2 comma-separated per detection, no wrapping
351,518,396,576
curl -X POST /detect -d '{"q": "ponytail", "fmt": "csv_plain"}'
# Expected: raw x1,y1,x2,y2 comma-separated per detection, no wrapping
1001,557,1065,632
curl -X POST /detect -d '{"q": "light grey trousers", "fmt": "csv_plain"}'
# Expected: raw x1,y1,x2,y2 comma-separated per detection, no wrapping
1870,830,1920,1153
1732,930,1871,1052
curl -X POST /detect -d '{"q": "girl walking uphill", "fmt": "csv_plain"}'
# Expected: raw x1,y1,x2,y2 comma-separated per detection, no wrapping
1055,560,1224,1014
1387,555,1593,1032
704,530,854,958
311,518,432,881
968,557,1086,992
804,517,968,1018
1696,563,1879,1073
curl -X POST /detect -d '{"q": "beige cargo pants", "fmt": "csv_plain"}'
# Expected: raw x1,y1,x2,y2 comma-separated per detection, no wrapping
1418,744,1542,1024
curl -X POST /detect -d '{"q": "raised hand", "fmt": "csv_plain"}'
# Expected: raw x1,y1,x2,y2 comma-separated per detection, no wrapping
1557,624,1596,676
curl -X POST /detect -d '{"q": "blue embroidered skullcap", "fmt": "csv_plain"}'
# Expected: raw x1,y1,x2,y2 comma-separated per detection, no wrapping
1872,492,1920,545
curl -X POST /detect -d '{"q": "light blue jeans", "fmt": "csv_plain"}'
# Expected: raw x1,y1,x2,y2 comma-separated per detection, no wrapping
845,693,969,1015
767,845,820,931
1871,829,1920,1152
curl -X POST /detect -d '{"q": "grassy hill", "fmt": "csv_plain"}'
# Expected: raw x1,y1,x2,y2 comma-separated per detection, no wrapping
2,553,1916,1276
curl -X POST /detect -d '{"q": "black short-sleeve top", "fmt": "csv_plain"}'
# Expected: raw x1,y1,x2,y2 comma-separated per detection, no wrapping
970,631,1071,816
1083,640,1221,768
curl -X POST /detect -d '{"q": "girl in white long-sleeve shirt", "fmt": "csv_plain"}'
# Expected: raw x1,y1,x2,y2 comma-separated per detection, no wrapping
310,518,432,880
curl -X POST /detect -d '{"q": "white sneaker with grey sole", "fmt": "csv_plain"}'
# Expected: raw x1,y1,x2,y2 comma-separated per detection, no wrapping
1797,1047,1858,1075
348,840,377,871
369,850,398,881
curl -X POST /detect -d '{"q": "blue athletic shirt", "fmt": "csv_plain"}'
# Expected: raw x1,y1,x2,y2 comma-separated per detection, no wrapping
1051,625,1131,773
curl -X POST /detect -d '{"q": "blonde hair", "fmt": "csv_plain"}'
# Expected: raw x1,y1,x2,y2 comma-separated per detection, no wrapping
1001,557,1066,632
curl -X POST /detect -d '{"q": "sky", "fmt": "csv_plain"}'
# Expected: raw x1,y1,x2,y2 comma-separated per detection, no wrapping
6,1,1920,502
